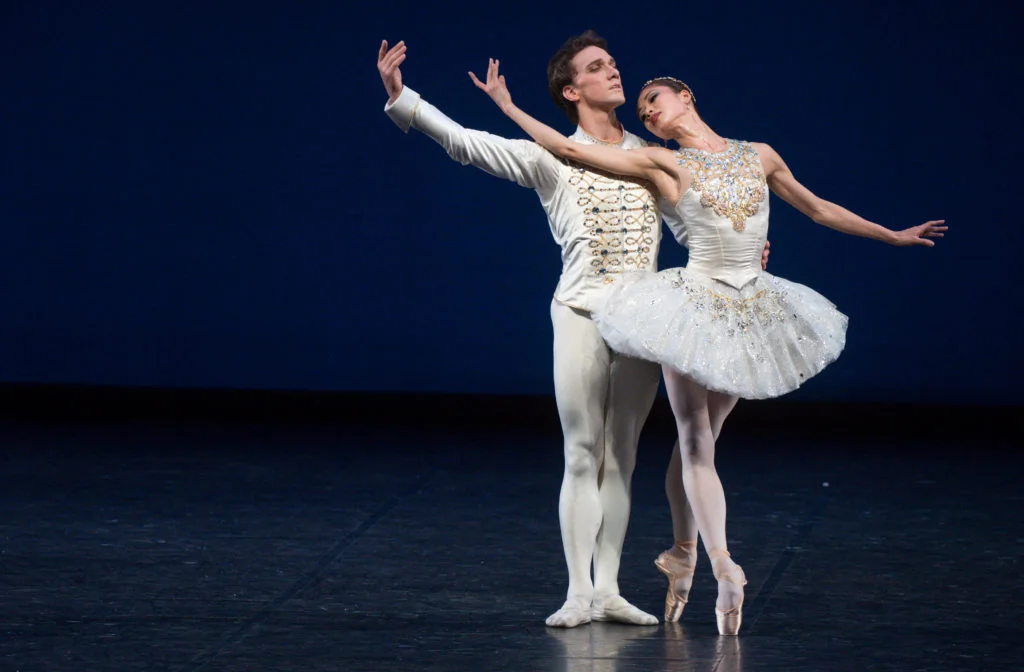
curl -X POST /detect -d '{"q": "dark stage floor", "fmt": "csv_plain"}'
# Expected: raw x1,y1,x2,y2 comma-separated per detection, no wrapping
0,391,1021,670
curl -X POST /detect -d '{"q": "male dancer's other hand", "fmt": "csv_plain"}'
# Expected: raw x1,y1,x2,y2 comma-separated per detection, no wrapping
761,240,770,270
378,39,406,104
469,58,513,114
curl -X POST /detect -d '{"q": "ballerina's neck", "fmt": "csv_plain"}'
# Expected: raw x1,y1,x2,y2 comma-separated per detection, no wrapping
672,119,726,151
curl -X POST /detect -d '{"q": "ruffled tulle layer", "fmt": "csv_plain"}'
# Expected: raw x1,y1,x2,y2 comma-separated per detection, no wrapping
594,268,848,399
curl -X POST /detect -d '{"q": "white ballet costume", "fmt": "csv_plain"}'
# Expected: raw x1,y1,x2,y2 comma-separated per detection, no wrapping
385,86,664,626
594,140,848,399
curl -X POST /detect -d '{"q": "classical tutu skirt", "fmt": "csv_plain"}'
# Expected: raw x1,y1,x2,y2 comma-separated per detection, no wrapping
594,267,848,399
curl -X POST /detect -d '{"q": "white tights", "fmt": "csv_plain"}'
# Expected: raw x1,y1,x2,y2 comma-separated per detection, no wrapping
550,301,660,613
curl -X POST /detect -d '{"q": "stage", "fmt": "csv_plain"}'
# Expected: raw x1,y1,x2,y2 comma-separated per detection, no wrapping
1,388,1018,670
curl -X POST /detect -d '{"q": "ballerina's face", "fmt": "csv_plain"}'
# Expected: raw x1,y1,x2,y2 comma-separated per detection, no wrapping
636,84,689,139
567,46,625,108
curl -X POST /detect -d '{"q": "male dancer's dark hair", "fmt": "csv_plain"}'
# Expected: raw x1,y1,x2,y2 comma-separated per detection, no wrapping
546,30,608,125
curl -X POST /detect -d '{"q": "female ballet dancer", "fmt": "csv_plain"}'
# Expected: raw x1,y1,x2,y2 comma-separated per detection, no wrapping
470,59,945,634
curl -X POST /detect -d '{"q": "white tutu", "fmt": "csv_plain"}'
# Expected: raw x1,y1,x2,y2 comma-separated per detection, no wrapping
594,267,848,399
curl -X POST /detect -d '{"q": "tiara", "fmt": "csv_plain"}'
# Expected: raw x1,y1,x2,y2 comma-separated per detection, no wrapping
640,76,695,102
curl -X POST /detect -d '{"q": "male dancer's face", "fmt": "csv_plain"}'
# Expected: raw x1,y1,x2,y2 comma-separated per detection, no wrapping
567,46,625,111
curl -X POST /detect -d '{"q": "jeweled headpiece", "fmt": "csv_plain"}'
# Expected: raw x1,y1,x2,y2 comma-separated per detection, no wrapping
640,76,695,102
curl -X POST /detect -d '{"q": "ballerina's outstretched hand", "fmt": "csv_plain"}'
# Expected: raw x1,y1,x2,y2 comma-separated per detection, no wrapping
891,220,947,247
468,57,578,160
468,58,513,114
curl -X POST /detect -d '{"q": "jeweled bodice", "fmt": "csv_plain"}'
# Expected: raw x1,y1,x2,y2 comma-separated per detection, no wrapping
668,140,770,289
678,140,766,232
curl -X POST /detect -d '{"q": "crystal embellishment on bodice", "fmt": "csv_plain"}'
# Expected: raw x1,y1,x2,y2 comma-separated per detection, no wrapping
677,140,766,232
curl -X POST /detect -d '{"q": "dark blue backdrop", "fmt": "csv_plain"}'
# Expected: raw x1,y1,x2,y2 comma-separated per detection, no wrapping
1,1,1020,403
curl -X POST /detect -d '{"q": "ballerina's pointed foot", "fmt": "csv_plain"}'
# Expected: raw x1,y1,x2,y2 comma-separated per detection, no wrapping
710,549,747,636
591,594,658,625
545,596,592,628
654,541,697,623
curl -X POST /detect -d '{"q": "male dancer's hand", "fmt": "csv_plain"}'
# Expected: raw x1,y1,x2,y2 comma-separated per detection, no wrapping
378,39,406,104
761,240,770,270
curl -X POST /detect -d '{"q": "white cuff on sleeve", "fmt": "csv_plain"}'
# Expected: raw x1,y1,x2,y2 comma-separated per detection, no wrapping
384,86,421,133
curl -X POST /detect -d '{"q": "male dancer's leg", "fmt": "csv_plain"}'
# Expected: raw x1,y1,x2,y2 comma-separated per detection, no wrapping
546,300,611,628
591,351,660,624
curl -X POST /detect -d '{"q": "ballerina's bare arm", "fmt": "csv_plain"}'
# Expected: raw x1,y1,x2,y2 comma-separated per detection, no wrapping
469,58,681,198
755,143,946,246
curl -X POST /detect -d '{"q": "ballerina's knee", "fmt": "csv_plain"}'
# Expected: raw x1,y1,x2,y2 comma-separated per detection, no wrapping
676,425,715,465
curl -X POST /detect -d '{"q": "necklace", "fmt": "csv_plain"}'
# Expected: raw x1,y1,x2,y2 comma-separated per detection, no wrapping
580,126,625,145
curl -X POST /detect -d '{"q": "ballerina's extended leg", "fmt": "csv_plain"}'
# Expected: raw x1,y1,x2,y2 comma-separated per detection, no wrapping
658,391,739,622
663,368,746,634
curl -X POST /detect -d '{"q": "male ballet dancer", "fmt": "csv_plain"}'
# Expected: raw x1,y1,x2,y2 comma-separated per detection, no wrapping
378,32,778,627
378,32,664,627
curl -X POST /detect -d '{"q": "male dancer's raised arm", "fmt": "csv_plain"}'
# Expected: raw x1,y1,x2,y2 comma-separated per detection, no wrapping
378,40,560,193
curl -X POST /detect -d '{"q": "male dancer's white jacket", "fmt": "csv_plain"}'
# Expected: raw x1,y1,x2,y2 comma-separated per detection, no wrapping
386,85,667,619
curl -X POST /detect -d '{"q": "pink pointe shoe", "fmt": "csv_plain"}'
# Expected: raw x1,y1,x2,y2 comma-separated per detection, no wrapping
654,540,697,623
709,548,747,636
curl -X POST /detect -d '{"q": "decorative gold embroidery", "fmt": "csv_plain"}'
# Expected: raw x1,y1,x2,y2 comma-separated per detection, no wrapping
671,270,787,336
678,141,766,232
568,165,658,283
